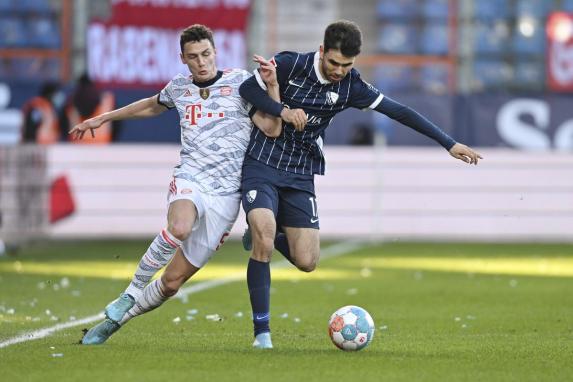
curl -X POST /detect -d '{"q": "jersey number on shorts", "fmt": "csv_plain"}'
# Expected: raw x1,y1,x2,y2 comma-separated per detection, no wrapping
309,197,319,222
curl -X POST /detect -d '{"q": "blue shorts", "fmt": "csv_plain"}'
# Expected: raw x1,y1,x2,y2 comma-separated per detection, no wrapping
241,157,319,229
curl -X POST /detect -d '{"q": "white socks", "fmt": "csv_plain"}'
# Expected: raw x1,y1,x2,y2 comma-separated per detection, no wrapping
124,229,181,300
119,278,169,325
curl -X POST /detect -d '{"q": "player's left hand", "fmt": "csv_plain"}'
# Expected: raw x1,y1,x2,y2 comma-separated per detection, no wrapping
448,143,482,165
253,54,278,87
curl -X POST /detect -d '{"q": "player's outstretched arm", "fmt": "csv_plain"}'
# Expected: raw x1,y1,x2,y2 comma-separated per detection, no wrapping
69,95,167,140
374,96,482,164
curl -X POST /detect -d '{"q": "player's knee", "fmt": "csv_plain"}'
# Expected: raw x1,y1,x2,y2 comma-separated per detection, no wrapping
295,256,317,273
167,222,192,241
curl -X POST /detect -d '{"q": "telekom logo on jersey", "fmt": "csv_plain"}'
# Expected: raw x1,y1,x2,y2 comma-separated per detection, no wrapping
184,104,225,125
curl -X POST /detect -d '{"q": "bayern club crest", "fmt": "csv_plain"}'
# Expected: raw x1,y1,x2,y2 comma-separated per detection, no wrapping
246,190,257,203
326,91,339,105
200,88,210,100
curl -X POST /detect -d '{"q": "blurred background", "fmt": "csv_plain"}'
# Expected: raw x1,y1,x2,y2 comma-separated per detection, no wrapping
0,0,572,250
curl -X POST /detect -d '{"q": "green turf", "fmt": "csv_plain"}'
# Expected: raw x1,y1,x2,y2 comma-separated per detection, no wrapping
1,240,572,381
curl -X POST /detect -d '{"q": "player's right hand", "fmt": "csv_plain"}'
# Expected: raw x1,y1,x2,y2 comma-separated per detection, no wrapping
69,116,102,140
253,54,278,87
280,108,307,131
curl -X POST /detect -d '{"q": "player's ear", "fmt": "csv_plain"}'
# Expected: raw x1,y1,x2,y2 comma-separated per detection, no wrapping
319,45,324,60
179,52,186,65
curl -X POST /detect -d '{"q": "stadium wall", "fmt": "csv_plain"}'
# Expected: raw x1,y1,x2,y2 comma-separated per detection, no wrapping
11,145,569,243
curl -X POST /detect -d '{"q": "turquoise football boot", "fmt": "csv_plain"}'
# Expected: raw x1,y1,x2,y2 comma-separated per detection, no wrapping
242,226,253,251
105,293,135,322
81,319,121,345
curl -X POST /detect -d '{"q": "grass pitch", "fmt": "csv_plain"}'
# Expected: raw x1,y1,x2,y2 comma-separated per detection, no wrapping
0,240,572,381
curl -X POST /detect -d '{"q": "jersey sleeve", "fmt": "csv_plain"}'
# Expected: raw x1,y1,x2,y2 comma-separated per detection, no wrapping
349,70,384,110
253,51,299,90
158,79,176,109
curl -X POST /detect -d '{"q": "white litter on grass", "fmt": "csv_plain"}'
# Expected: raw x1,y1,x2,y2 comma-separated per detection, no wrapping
172,317,181,324
60,278,70,288
49,346,55,350
6,308,14,315
509,279,518,288
379,325,388,330
69,316,76,321
280,313,289,319
466,315,476,320
454,317,461,322
293,317,301,323
29,299,37,307
32,317,40,322
26,316,32,321
360,268,372,278
205,314,222,322
37,282,46,290
51,353,63,358
185,316,195,321
50,316,59,322
45,309,51,316
52,284,60,291
461,324,468,329
234,311,243,318
346,288,358,295
187,309,198,315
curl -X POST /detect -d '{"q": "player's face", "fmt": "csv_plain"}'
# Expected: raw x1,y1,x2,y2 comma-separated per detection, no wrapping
180,39,217,82
319,46,355,83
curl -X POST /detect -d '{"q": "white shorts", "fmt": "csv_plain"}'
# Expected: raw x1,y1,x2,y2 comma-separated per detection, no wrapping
167,177,240,268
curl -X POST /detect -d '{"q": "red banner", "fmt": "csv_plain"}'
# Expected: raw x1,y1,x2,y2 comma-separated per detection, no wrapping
547,12,573,92
88,0,251,88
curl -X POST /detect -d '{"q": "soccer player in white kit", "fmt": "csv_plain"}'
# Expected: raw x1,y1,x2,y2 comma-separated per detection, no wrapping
70,24,293,344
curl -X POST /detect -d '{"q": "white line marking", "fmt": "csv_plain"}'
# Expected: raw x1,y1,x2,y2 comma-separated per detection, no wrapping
0,240,366,349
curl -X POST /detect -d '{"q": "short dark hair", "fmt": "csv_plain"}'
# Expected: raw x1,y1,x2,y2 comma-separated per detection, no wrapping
180,24,215,52
323,20,362,57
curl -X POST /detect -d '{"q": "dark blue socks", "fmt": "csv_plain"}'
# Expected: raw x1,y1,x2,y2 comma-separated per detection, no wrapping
247,258,271,336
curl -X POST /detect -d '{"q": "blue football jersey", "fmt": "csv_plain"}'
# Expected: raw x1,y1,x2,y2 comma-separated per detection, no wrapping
246,51,383,176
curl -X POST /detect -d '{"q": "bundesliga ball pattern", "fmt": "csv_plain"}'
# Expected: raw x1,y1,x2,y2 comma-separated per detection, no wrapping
328,305,375,351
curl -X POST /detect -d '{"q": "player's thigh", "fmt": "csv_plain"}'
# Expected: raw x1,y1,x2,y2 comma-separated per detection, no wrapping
242,174,279,255
247,208,278,248
180,193,239,268
283,226,320,271
166,178,205,239
162,248,200,294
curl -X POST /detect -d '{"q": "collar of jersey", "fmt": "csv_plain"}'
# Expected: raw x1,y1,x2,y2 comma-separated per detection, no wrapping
193,70,223,88
313,52,331,85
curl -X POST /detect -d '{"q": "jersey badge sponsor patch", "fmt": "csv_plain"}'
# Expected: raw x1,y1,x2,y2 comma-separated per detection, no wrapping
246,190,257,203
220,86,232,96
181,188,193,194
200,88,210,100
326,91,339,105
183,89,192,97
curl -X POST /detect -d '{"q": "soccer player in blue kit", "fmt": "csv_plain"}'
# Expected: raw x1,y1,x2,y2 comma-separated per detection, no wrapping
238,20,482,348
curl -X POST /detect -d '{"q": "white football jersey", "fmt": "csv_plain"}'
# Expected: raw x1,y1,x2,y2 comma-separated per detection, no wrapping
159,69,253,195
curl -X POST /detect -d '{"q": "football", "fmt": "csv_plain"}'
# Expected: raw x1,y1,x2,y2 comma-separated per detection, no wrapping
328,305,375,351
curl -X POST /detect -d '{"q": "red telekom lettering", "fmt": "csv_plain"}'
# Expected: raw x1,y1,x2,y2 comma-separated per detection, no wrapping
185,104,225,126
185,104,202,125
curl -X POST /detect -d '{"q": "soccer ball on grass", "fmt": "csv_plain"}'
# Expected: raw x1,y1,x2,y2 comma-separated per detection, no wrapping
328,305,375,351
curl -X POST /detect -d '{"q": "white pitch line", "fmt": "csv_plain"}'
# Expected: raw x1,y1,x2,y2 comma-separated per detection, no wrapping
0,240,366,349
